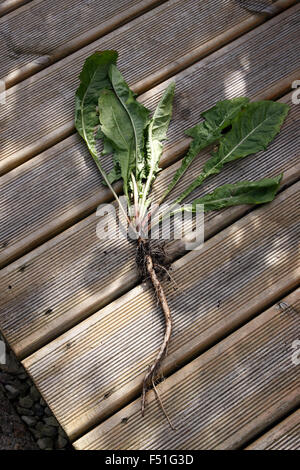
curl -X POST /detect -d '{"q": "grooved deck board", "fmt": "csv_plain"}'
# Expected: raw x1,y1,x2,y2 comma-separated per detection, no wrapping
62,289,300,447
1,6,299,267
22,184,300,440
0,0,165,88
0,0,298,451
0,1,298,174
0,0,30,17
246,409,300,450
0,89,299,359
73,290,300,450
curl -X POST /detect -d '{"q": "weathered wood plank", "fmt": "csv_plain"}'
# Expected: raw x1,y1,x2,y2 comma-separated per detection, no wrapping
0,90,298,359
245,409,300,450
0,0,165,87
63,288,300,447
1,6,299,267
74,290,300,450
0,0,30,17
0,1,298,175
22,184,300,440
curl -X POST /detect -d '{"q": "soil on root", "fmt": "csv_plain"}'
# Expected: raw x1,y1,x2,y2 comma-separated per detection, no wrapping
136,238,171,282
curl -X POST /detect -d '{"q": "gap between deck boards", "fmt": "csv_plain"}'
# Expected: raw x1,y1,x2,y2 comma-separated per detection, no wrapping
0,88,299,361
0,1,298,175
1,0,295,89
0,0,294,452
21,183,300,440
1,6,299,268
68,288,300,448
1,0,168,88
245,409,300,450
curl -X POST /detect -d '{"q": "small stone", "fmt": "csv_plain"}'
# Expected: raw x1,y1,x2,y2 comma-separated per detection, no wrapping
19,396,33,408
44,416,59,427
29,427,41,439
40,397,46,407
36,423,57,437
56,435,68,449
29,385,40,402
4,384,20,399
37,438,54,450
33,402,44,417
10,378,23,389
0,372,14,383
43,425,57,438
21,416,37,427
35,421,44,431
58,427,68,437
5,365,20,376
16,372,28,380
44,407,52,416
17,382,30,396
17,406,34,416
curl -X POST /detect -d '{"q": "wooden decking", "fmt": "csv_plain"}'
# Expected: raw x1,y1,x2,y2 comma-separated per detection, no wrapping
0,0,299,450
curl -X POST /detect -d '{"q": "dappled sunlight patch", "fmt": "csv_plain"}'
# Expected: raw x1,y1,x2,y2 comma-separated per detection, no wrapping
224,70,246,98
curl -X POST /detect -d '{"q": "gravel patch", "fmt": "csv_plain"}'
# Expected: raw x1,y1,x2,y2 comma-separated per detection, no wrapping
0,383,38,450
0,334,73,450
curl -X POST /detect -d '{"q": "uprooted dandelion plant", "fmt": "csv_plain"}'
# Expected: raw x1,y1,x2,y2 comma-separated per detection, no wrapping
75,50,289,423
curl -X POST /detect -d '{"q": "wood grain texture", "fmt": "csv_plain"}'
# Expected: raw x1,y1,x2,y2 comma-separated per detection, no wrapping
0,89,298,360
246,409,300,450
1,6,299,267
0,0,30,17
22,184,300,440
0,1,298,175
71,289,299,448
0,0,166,87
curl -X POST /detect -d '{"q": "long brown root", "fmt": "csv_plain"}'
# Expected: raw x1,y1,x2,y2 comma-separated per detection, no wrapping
141,252,172,420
